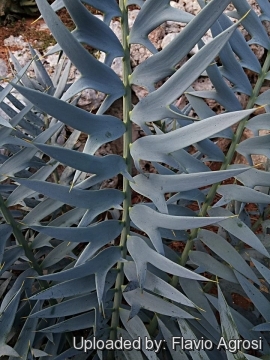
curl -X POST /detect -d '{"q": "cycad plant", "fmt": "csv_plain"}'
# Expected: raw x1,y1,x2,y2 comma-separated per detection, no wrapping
1,0,270,359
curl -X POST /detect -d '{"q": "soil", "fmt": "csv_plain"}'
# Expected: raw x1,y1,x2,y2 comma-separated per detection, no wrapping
0,8,75,68
0,18,36,63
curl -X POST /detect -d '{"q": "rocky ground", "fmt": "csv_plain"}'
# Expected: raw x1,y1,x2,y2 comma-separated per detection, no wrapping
0,1,269,171
0,1,267,99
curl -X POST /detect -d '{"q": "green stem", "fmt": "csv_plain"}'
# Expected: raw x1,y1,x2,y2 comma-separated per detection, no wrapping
0,194,54,295
171,49,270,287
147,314,158,336
109,0,132,350
0,194,42,276
0,193,74,346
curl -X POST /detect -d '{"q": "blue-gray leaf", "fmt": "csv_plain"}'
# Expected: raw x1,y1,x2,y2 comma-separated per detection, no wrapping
198,229,260,284
12,84,125,154
131,168,249,213
130,205,231,255
127,236,209,289
131,109,254,168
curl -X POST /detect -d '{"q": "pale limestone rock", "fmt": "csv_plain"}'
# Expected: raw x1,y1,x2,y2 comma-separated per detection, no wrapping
130,44,152,67
110,20,122,42
161,33,178,49
111,57,123,79
128,10,140,28
4,35,27,48
250,44,265,61
166,20,184,34
131,85,148,101
149,23,166,49
77,89,106,111
170,0,201,15
0,59,8,78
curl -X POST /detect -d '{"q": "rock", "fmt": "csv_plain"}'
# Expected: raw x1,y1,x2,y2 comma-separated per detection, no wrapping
5,35,32,67
100,176,118,189
129,21,166,67
4,35,27,48
0,59,8,78
148,23,166,49
248,0,261,16
128,10,140,28
170,0,201,15
161,33,178,49
166,20,183,34
170,1,187,11
130,43,152,67
38,22,49,31
250,44,265,61
193,77,213,92
190,32,212,55
131,84,148,101
44,48,60,68
111,9,166,70
111,57,123,79
8,48,32,68
56,128,66,145
110,20,121,41
253,155,268,168
77,89,106,111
